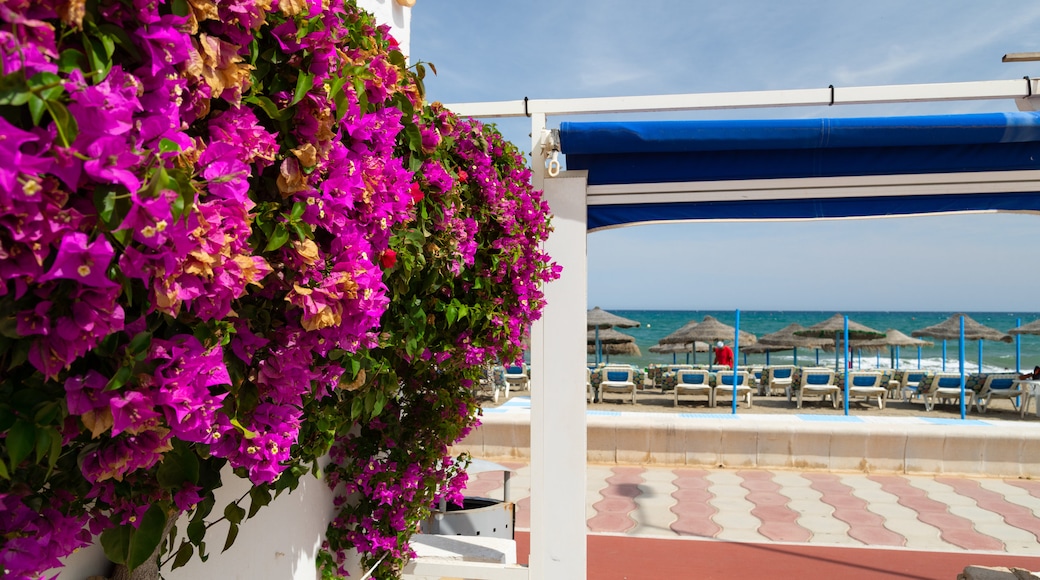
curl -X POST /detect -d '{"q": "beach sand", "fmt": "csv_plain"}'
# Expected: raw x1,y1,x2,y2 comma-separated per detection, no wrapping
479,386,1037,422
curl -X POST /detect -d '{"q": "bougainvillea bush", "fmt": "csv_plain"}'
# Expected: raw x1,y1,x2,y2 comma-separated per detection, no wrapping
0,0,558,578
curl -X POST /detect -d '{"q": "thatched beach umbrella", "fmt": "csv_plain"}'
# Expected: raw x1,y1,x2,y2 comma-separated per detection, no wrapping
649,341,709,364
851,329,933,369
660,316,757,346
912,313,1011,372
659,315,756,371
757,323,833,365
1009,319,1040,372
1009,319,1040,336
587,307,640,364
587,341,641,360
911,313,1010,419
796,313,884,414
586,328,639,362
795,313,884,369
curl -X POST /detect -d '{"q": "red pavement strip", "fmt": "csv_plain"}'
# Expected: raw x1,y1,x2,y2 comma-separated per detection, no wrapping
514,532,1040,580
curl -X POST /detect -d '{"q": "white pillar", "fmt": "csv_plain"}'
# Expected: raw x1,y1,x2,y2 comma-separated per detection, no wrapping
529,171,588,579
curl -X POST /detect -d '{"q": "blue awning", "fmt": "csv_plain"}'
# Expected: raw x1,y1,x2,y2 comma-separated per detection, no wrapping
559,113,1040,230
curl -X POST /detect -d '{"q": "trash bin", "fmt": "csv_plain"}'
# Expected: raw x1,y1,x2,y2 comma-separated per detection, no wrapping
422,459,514,540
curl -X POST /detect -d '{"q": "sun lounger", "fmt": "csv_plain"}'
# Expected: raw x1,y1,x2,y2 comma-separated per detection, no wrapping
713,370,752,408
599,365,637,404
971,374,1020,413
846,371,887,409
796,368,838,409
673,368,713,407
764,365,795,398
920,372,966,411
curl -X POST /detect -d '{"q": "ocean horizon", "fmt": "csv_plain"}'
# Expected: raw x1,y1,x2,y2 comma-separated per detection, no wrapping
590,310,1040,373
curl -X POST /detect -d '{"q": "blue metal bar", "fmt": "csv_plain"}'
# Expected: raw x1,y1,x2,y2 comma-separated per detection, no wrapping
843,317,850,416
978,339,983,374
942,340,947,371
766,350,771,366
917,345,922,369
733,309,741,415
595,327,602,364
793,347,798,366
1017,318,1022,373
959,316,966,420
895,345,901,369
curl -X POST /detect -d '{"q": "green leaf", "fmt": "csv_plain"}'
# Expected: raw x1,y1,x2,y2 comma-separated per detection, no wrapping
0,458,9,480
246,95,292,121
247,486,272,518
44,100,77,147
446,304,458,325
58,49,88,74
171,541,194,569
128,505,167,571
105,365,132,391
28,94,46,125
157,445,200,488
101,524,132,565
222,522,239,553
186,520,206,545
7,419,35,469
290,72,314,106
96,189,117,224
159,138,182,154
290,201,306,221
223,502,246,525
263,225,290,252
0,71,29,106
34,428,51,464
128,331,153,356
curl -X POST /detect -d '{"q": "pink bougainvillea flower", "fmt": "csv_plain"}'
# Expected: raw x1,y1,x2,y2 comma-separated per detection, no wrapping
82,136,142,193
37,232,118,288
109,391,162,436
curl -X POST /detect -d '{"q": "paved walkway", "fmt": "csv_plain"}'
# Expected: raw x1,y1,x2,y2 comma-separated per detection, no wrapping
465,462,1040,555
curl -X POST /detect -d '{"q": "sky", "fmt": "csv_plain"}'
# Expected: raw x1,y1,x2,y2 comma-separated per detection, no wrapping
409,1,1040,312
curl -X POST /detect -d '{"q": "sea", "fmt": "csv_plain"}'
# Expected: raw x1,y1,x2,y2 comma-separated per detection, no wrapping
591,310,1040,373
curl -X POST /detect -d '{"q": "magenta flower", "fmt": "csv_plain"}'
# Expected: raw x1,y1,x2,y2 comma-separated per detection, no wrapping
37,232,118,288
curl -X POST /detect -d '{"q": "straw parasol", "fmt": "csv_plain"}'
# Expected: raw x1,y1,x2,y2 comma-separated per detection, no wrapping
586,328,639,362
850,329,933,369
586,328,637,345
912,314,1012,343
754,323,832,365
659,315,757,346
587,307,640,364
649,340,710,364
795,313,884,370
1009,318,1040,336
586,342,641,358
795,313,886,341
912,313,1011,374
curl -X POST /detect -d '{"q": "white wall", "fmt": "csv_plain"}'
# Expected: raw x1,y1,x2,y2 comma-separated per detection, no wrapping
357,0,413,57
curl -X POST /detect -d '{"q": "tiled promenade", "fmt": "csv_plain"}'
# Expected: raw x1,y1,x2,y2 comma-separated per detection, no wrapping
464,461,1040,555
459,396,1040,577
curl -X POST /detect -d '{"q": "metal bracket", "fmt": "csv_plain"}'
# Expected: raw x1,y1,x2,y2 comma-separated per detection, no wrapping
539,129,561,177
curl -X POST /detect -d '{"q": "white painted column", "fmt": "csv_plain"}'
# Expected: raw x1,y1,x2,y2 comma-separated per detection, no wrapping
529,171,588,579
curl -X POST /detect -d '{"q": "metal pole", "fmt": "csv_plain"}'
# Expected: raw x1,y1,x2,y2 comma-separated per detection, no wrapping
793,347,798,366
843,317,850,416
733,309,741,415
1017,318,1022,373
978,339,983,374
942,340,947,371
917,345,922,369
595,327,601,365
959,316,966,420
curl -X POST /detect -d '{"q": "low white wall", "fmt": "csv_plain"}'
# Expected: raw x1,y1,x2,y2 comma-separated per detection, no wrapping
56,464,354,580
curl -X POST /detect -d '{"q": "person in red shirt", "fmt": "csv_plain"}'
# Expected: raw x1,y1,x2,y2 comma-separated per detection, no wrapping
713,340,734,368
